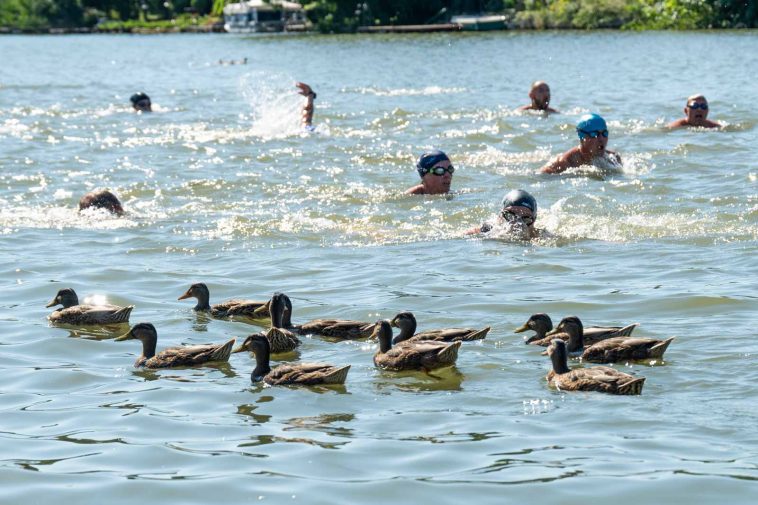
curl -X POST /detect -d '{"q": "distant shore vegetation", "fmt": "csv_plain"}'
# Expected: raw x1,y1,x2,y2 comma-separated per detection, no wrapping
1,0,756,33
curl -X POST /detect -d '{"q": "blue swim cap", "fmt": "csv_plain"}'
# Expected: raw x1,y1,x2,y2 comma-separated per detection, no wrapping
416,150,449,178
576,113,607,140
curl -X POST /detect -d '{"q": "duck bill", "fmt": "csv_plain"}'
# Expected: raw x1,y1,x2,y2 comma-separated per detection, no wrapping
389,318,398,328
177,290,192,301
545,328,559,336
513,324,529,333
115,330,133,341
231,343,247,353
45,299,58,308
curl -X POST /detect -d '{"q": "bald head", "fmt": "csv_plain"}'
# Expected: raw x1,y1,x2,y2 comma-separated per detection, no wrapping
529,81,551,110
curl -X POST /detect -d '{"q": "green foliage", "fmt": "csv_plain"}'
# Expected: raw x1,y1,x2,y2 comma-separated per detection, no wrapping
0,0,756,31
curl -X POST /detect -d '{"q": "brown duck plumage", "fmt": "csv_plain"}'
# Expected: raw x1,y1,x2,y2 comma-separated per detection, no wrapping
178,282,269,319
46,288,133,325
233,292,301,355
276,293,375,340
390,311,489,344
372,320,461,372
248,335,349,385
116,322,235,369
515,313,638,347
546,339,645,395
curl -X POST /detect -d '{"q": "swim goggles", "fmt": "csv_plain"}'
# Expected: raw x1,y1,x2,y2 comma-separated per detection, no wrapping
688,102,708,110
501,209,534,226
424,165,455,176
578,129,609,139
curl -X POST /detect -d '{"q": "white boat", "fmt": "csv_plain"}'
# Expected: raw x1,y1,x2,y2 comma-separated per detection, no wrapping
223,0,309,33
451,14,507,31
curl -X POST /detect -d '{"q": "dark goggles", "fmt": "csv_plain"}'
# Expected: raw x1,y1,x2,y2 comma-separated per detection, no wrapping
688,102,708,110
578,129,609,139
424,165,455,176
502,209,534,226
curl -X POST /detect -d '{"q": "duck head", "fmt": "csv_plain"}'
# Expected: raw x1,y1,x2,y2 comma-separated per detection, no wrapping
116,322,158,359
46,288,80,309
390,312,417,344
372,320,394,353
547,338,571,374
515,313,553,343
547,316,584,352
247,334,272,381
178,283,211,311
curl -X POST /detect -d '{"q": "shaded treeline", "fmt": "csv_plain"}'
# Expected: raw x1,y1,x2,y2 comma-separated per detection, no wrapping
1,0,756,31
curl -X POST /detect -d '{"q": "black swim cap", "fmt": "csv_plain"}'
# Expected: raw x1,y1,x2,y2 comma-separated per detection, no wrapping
130,92,150,106
416,150,449,178
501,189,537,218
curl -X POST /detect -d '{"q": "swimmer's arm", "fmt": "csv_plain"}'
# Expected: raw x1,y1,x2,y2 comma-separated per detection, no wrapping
704,119,722,128
465,223,491,235
540,150,576,174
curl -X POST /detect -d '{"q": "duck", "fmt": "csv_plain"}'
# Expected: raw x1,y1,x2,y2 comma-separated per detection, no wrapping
372,320,461,372
46,288,133,325
558,316,675,363
247,334,350,386
390,311,490,344
115,322,235,369
232,292,301,354
276,293,375,340
515,313,638,346
546,339,645,395
178,283,269,320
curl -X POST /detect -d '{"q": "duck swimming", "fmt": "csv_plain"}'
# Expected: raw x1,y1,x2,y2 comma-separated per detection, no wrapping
515,313,638,346
248,334,350,386
390,311,489,344
546,339,645,395
372,320,461,372
558,316,674,363
115,322,235,369
46,288,133,325
276,293,375,340
233,292,301,355
178,282,269,320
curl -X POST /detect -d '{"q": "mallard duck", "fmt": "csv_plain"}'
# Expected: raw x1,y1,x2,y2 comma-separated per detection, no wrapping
46,288,133,325
546,339,645,395
390,311,490,344
178,283,269,319
372,320,461,372
247,334,350,385
232,292,301,354
277,293,375,340
557,316,675,363
515,313,638,346
115,322,235,369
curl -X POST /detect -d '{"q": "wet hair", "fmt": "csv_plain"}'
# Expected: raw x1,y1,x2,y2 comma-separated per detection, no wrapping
130,92,150,107
79,189,124,215
416,150,450,178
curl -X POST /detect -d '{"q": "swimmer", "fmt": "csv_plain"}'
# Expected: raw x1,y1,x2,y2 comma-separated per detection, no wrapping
405,150,454,195
540,113,621,174
667,94,720,129
130,92,152,113
79,189,124,216
295,82,316,130
517,81,558,113
466,189,539,240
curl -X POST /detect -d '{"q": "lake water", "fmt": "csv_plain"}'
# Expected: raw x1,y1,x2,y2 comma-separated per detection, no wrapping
0,31,756,504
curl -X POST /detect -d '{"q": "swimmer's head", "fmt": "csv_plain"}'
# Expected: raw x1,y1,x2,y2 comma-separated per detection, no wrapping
529,81,551,110
685,94,709,123
130,92,152,112
416,150,450,178
576,113,608,140
501,189,537,225
79,189,124,215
